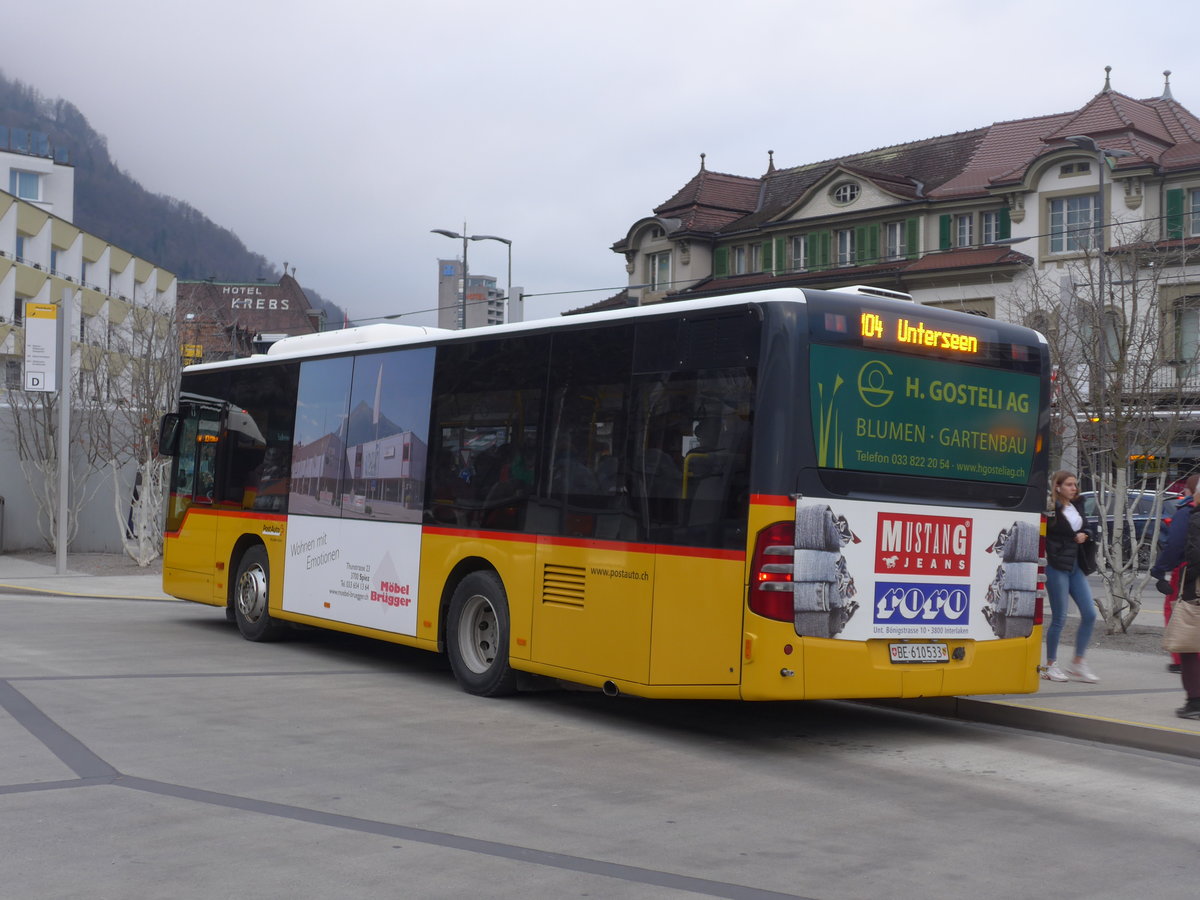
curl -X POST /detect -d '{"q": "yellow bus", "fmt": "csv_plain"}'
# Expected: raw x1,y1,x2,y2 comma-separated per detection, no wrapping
159,286,1050,699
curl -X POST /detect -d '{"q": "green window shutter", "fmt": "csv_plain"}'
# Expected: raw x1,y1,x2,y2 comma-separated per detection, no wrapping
998,208,1011,240
813,231,831,270
774,236,786,273
905,217,920,259
714,246,729,278
1166,188,1185,240
854,226,870,264
867,225,879,265
761,240,773,273
938,214,952,250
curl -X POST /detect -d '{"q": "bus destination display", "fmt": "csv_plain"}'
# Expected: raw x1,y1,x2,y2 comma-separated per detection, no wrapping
809,343,1040,484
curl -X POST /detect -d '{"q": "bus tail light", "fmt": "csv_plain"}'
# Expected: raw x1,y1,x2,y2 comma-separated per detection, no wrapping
749,521,795,622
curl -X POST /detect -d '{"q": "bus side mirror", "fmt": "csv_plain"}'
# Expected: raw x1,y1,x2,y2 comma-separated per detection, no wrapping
158,414,182,456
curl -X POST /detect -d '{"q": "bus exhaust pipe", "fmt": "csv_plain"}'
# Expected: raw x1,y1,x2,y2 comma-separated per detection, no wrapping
602,680,620,697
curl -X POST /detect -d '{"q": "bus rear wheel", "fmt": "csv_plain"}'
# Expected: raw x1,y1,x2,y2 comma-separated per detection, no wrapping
446,571,518,696
233,546,283,642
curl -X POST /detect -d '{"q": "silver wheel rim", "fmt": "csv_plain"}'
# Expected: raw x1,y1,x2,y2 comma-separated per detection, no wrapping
457,592,498,674
237,563,268,624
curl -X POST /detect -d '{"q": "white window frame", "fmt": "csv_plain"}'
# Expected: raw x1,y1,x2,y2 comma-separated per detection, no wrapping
982,211,1000,244
1190,188,1200,237
750,244,762,273
791,235,808,271
836,229,855,266
732,246,747,275
647,250,671,291
8,169,40,201
956,213,974,248
885,222,906,260
831,182,860,205
1049,194,1098,253
1174,297,1200,375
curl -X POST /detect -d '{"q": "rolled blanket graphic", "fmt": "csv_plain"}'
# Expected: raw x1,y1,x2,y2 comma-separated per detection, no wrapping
795,504,843,551
794,549,839,583
1001,521,1040,563
1000,561,1039,592
1003,589,1037,618
793,581,832,613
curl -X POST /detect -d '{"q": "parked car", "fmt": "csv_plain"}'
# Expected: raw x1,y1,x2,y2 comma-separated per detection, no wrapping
1077,490,1182,568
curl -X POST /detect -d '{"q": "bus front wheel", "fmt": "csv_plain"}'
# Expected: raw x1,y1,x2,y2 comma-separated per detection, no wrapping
446,571,518,696
233,546,283,642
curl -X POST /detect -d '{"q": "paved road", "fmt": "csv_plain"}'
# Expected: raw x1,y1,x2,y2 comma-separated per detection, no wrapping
2,589,1199,899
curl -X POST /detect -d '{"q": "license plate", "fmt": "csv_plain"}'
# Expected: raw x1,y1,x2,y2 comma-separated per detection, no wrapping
889,642,949,663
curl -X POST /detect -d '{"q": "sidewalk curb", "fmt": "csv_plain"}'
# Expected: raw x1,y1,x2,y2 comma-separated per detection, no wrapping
0,581,178,603
875,696,1200,759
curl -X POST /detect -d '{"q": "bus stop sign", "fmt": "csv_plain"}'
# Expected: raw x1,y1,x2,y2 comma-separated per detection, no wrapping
23,302,58,393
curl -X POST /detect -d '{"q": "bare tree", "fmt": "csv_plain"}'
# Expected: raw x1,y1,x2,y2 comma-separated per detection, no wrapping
3,344,106,553
1005,223,1200,631
80,291,180,565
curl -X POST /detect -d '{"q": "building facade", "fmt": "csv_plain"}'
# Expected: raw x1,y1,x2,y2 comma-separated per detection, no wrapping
1,125,73,223
176,272,325,363
0,191,176,398
605,70,1200,480
0,176,176,552
437,258,506,329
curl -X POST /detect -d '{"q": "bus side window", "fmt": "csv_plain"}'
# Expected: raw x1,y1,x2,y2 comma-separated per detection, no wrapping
632,372,754,549
543,326,635,540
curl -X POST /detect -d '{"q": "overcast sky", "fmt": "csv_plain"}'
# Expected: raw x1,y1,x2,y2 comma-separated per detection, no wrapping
4,0,1197,326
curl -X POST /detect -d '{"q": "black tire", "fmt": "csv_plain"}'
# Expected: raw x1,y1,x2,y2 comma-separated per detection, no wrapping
232,546,283,641
446,571,518,696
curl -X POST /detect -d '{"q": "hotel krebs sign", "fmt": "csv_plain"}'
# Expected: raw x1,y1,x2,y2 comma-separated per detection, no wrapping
221,285,292,311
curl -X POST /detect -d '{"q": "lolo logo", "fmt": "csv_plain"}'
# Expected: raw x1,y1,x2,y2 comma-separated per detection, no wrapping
874,581,970,625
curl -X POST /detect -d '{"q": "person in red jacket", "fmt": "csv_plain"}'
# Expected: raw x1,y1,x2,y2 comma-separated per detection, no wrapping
1150,475,1198,675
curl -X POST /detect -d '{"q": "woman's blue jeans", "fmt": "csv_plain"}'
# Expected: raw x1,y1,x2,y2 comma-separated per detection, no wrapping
1044,560,1097,662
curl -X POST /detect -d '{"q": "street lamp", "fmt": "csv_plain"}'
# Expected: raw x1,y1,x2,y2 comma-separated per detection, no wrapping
471,234,512,321
1064,135,1136,483
431,227,513,329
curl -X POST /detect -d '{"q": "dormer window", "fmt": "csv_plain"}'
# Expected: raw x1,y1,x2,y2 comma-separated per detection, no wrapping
649,226,665,239
1060,162,1092,177
831,182,860,205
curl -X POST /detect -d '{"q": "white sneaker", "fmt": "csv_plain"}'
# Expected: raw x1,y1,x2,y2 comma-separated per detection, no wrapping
1042,663,1068,682
1064,661,1100,683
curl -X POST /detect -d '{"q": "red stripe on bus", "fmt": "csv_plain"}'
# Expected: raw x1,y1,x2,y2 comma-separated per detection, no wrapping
421,526,743,560
750,493,793,507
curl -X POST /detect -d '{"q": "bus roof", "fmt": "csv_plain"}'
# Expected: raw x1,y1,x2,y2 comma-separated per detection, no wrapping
182,286,1041,372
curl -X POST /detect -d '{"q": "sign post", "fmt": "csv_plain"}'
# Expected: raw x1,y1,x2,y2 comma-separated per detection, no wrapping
56,290,72,574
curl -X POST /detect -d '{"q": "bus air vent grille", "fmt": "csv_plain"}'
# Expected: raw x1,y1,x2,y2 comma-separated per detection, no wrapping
542,563,586,609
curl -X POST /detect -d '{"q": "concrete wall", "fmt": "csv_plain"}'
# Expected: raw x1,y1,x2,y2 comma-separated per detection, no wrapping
0,407,141,553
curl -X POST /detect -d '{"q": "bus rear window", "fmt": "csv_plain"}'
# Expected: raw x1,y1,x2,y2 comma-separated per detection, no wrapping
809,343,1041,486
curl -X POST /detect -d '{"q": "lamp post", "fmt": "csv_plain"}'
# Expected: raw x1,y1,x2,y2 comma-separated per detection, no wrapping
1064,135,1136,485
432,228,513,329
431,227,470,329
471,234,512,321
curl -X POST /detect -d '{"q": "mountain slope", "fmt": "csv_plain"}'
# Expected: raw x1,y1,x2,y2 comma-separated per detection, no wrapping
0,71,346,322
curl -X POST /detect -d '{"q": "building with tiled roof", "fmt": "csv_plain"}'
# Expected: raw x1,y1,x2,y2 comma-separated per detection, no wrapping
176,271,325,363
601,69,1200,323
595,68,1200,479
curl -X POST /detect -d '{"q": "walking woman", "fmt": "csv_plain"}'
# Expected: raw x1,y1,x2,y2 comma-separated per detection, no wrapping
1043,470,1100,683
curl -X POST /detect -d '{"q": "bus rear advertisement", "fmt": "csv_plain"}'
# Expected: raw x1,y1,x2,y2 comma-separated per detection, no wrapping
159,286,1050,701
